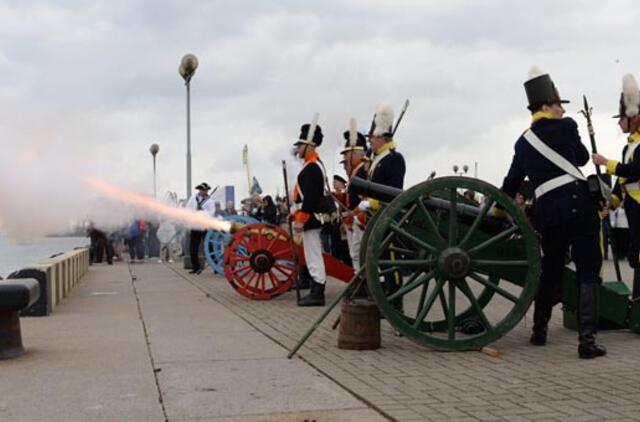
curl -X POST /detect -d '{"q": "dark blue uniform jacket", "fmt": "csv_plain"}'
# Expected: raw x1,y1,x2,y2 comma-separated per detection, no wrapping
501,117,598,231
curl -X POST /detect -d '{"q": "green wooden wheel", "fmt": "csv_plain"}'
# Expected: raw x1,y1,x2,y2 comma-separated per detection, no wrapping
365,176,540,351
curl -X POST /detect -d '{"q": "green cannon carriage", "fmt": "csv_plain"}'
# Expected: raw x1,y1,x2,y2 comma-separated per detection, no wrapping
348,175,640,351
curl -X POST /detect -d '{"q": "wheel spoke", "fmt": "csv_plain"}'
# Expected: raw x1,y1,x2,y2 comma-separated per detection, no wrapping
439,289,449,321
388,245,417,257
258,273,266,292
379,266,401,276
389,224,438,253
231,253,249,262
272,248,293,259
447,281,456,340
378,259,435,268
387,269,436,302
467,225,519,255
468,272,518,303
416,197,447,248
413,277,445,328
416,277,430,315
268,271,280,288
273,264,294,278
458,199,495,249
244,271,258,288
458,279,492,332
232,265,252,276
448,189,458,246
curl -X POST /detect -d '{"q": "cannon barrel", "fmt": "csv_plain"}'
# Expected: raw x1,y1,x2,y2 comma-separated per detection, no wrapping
349,176,502,227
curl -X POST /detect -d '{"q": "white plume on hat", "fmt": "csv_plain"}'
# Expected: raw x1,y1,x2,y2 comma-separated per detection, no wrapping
527,65,545,81
622,73,640,117
372,102,394,137
349,117,358,146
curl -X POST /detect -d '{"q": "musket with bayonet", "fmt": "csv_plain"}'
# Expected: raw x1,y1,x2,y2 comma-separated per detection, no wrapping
580,95,622,281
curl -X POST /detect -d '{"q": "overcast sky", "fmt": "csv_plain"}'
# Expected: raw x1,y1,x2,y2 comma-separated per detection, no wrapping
1,0,640,233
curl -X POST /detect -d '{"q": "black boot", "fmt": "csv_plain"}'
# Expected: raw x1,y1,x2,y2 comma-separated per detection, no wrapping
298,280,325,307
633,269,640,301
295,267,311,290
530,292,552,346
578,283,607,359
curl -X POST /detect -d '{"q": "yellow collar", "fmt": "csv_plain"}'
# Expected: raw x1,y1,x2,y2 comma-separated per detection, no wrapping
373,141,396,156
629,132,640,144
531,111,557,124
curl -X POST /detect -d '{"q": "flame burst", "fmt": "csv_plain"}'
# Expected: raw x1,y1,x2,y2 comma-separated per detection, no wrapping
84,178,231,232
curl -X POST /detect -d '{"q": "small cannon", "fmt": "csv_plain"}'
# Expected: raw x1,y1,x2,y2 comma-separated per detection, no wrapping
349,175,640,351
216,222,354,300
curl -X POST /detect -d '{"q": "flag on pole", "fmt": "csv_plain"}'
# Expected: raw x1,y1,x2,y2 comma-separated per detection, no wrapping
242,144,248,165
250,176,263,195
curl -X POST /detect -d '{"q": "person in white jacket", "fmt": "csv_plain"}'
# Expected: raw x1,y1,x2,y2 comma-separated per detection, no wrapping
185,183,216,274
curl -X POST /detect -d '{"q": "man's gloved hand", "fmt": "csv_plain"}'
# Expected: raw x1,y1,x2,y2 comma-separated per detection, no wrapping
358,200,371,212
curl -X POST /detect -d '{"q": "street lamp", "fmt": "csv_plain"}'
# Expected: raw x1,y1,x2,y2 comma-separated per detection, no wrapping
179,53,199,200
452,164,469,176
150,143,160,198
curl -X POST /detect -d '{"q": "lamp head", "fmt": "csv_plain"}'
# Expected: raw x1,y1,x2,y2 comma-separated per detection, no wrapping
150,143,160,156
179,54,199,81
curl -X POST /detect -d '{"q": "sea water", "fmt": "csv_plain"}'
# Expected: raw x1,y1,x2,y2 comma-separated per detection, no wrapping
0,234,88,278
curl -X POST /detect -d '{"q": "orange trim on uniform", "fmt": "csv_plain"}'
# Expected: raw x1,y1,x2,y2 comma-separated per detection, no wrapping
294,210,310,223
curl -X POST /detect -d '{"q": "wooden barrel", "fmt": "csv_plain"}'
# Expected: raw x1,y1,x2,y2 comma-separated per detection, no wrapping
337,298,380,350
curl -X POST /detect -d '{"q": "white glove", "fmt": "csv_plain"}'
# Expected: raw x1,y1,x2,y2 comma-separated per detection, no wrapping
358,200,370,212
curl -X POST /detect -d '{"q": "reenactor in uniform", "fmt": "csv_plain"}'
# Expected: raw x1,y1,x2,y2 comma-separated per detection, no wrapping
360,103,406,306
340,119,369,270
499,67,606,358
292,123,332,306
592,73,640,299
185,183,215,274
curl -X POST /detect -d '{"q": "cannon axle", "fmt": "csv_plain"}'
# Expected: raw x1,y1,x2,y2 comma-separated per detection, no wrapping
438,247,471,280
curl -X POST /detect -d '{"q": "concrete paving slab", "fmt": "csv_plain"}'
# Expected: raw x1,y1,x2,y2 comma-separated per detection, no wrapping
0,263,164,422
150,330,285,364
157,359,368,421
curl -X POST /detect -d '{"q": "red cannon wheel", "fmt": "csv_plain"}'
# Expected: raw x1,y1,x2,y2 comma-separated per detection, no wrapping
223,223,296,300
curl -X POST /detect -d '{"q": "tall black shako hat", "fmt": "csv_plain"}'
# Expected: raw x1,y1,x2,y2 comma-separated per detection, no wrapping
294,113,323,147
524,66,569,111
613,73,640,118
340,117,367,154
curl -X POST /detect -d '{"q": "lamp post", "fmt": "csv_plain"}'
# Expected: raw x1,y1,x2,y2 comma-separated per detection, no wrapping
150,144,159,198
452,164,469,176
179,53,199,200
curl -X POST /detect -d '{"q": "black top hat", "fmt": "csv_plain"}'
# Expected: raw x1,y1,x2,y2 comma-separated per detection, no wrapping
333,174,347,185
294,124,323,147
524,74,569,111
340,131,367,154
195,182,211,191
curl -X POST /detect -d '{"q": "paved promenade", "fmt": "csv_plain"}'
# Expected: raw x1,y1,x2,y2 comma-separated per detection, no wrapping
1,258,640,421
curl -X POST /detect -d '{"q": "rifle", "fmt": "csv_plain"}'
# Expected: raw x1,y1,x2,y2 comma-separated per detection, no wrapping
580,95,621,281
282,160,301,303
392,99,410,136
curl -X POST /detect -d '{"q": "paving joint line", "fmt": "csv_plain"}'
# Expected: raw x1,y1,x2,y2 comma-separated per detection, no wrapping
165,263,396,422
128,261,170,422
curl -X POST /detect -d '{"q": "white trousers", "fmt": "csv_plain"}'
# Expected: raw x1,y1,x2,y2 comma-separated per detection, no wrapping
346,224,364,271
303,228,326,285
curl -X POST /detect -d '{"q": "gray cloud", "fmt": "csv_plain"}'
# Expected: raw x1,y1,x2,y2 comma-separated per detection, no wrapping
1,0,640,234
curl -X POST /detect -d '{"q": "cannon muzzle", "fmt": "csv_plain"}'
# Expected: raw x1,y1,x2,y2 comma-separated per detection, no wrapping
349,176,402,203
